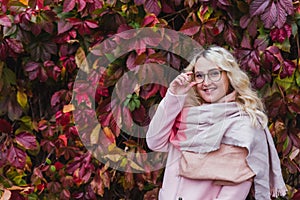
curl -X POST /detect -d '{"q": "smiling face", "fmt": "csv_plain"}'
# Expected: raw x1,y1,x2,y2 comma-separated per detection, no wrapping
194,56,230,103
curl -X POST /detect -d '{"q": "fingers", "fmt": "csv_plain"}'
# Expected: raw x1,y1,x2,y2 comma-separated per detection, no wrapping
169,72,196,95
176,72,192,86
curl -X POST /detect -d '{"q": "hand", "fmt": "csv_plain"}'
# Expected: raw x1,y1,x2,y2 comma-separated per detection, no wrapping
169,72,198,95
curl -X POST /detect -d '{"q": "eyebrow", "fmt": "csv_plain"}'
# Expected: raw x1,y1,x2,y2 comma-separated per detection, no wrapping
194,68,220,73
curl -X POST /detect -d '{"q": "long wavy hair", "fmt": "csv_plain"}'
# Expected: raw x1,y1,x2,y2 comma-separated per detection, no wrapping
184,45,268,128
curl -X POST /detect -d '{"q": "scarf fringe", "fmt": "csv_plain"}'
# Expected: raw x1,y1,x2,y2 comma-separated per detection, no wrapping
271,187,287,198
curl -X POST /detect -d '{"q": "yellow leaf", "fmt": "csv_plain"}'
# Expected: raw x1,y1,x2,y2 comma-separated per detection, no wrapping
90,124,101,145
104,154,123,162
17,90,27,108
75,47,90,73
63,104,75,113
128,159,144,171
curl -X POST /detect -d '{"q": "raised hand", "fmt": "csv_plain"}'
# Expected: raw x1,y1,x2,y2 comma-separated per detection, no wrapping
169,71,198,95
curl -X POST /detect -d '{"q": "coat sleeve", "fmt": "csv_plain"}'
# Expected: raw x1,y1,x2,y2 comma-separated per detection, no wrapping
146,89,187,152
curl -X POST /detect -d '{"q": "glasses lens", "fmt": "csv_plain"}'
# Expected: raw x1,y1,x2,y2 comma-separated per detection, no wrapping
195,72,204,82
208,70,221,81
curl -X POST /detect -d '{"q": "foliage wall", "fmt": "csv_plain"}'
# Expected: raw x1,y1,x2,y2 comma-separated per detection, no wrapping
0,0,300,199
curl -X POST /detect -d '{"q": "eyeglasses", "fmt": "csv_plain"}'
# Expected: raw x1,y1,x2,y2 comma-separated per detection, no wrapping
194,69,223,83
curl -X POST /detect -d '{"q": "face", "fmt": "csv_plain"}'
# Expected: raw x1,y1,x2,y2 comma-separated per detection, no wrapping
194,56,230,103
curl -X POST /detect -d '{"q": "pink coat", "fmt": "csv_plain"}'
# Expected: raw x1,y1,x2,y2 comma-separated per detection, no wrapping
146,91,253,200
147,92,251,200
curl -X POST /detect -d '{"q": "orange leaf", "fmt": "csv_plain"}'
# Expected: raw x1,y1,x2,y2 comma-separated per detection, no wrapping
103,127,115,144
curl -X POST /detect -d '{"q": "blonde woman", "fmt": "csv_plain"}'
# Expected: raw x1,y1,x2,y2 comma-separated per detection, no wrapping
146,46,287,200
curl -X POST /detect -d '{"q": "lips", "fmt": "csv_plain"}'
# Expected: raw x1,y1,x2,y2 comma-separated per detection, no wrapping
202,88,216,93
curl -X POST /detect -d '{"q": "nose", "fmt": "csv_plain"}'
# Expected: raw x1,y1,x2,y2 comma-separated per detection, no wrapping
202,74,212,85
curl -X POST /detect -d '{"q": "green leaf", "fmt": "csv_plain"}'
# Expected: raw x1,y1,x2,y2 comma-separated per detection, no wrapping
50,165,56,172
295,70,300,87
128,100,136,111
274,76,294,91
275,39,291,53
134,99,140,108
3,67,16,85
20,116,32,128
28,193,39,200
105,54,116,63
46,158,51,165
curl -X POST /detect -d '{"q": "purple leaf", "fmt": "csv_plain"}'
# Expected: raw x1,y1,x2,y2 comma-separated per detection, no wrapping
6,38,24,54
15,132,37,150
274,2,287,28
161,0,175,13
57,20,73,35
280,60,296,78
224,26,238,46
134,0,145,6
7,145,26,168
279,0,294,15
144,0,161,16
240,34,251,49
249,0,270,17
261,3,277,29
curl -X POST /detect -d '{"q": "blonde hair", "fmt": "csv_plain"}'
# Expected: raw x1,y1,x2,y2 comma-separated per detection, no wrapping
184,45,268,128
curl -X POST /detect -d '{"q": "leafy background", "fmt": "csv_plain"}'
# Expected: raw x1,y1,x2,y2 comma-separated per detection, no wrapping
0,0,300,199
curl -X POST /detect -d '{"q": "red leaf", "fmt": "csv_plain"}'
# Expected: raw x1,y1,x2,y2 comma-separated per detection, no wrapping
179,21,200,36
77,0,87,12
144,0,161,16
249,0,270,17
140,84,160,99
126,52,137,70
7,146,26,168
63,0,76,12
0,14,11,27
0,119,12,133
142,14,160,27
132,104,148,125
58,134,68,146
84,19,98,29
15,132,37,150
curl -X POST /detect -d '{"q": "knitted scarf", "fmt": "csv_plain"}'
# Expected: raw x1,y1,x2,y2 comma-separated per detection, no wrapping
169,102,287,199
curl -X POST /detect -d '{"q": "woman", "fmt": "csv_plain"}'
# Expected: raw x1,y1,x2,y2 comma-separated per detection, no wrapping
146,46,287,200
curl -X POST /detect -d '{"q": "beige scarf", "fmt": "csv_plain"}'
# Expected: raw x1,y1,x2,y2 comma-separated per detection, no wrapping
169,99,287,199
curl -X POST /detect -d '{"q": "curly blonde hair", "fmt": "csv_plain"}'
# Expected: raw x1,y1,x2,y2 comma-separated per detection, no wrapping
184,45,268,128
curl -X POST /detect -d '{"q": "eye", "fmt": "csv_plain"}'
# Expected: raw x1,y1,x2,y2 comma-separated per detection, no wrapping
209,70,220,77
195,73,204,79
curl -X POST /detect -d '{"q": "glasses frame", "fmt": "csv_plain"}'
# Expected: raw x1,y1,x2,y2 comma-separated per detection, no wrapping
194,69,224,83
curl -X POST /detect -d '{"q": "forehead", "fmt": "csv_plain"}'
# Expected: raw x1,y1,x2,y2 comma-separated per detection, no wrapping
194,57,219,72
